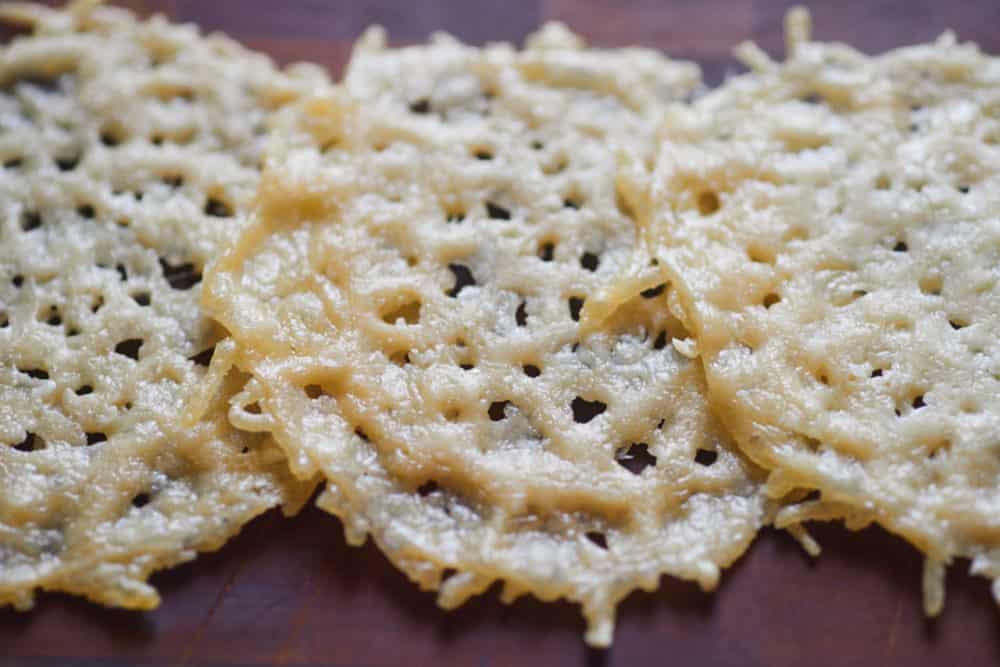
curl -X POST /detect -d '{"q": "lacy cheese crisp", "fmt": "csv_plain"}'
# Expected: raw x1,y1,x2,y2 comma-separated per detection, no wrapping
0,2,324,610
205,27,770,646
650,9,1000,613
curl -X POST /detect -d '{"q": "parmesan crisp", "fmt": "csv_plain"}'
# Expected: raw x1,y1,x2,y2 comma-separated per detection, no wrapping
650,9,1000,614
204,27,769,646
0,2,323,611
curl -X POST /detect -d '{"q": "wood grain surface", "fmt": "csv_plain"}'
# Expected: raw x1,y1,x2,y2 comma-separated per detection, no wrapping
3,2,1000,666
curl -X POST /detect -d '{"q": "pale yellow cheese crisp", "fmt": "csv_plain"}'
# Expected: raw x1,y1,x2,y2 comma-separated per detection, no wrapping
649,9,1000,614
0,2,324,610
205,27,770,646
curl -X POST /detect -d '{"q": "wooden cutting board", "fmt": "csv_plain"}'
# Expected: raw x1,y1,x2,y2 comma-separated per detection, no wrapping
3,2,999,665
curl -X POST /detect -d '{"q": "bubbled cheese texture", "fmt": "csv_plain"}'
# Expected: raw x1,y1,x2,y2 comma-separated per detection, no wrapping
204,26,768,647
0,3,322,611
650,10,1000,614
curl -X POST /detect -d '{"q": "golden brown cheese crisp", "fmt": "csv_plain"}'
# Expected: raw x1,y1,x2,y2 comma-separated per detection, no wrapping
0,2,324,610
649,9,1000,614
205,26,769,646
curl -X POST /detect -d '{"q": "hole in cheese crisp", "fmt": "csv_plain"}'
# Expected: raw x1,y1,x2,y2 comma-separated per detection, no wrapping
114,338,143,361
515,300,528,327
615,443,657,475
13,432,40,452
204,196,233,218
85,432,107,446
20,211,41,231
586,532,608,550
19,367,49,381
695,449,718,466
158,257,201,290
189,347,215,367
381,299,422,325
580,252,599,272
486,201,511,220
447,264,476,297
571,397,606,423
417,480,440,496
488,401,511,421
641,283,665,299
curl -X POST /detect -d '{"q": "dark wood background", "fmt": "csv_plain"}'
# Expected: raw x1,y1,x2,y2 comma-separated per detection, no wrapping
3,1,1000,666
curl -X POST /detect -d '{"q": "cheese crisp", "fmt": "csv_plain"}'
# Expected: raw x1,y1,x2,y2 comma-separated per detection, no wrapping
0,2,324,610
650,9,1000,613
204,28,768,646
